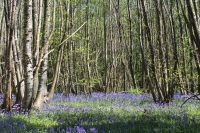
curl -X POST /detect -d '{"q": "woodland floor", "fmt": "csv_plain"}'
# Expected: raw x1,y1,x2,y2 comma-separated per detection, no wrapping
0,92,200,133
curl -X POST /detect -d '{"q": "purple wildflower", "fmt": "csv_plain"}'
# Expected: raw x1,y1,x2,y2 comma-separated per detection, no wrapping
89,127,98,133
66,126,74,132
75,126,86,133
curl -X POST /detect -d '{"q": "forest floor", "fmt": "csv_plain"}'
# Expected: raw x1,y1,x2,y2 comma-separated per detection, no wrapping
0,92,200,133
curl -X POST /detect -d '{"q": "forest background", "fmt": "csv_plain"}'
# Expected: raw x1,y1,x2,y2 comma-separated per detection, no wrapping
0,0,200,111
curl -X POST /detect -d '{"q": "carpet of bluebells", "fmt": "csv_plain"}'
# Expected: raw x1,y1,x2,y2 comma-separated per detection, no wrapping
0,92,200,133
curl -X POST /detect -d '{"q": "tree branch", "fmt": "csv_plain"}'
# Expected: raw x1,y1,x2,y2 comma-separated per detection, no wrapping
181,94,200,108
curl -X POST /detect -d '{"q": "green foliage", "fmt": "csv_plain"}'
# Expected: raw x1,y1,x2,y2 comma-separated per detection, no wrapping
129,88,145,94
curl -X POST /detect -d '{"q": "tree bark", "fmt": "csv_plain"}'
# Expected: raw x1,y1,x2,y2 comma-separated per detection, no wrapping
22,0,33,110
140,0,163,102
1,0,18,111
127,0,137,89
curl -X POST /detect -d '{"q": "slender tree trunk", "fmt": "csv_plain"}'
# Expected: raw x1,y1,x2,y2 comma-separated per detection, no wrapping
39,0,50,96
154,0,169,102
48,44,63,100
86,0,92,94
140,0,163,101
47,0,59,100
34,0,54,109
1,0,18,111
180,0,200,94
22,0,33,110
32,0,40,101
13,0,24,104
103,0,108,93
127,0,137,89
138,0,156,102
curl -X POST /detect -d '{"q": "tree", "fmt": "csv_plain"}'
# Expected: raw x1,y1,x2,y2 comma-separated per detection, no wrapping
1,0,17,111
22,0,33,110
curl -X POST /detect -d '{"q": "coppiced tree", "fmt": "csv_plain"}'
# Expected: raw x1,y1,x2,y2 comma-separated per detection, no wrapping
33,0,51,109
1,0,17,110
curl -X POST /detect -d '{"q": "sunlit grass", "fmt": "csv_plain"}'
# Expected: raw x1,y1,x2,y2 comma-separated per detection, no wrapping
0,92,200,132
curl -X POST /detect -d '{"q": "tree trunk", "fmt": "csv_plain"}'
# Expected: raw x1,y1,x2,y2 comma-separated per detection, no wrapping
33,0,52,109
22,0,33,110
140,0,163,102
32,0,40,101
1,0,18,111
127,0,137,89
103,0,108,93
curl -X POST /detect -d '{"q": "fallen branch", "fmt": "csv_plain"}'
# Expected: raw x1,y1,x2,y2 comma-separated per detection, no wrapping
181,94,200,108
